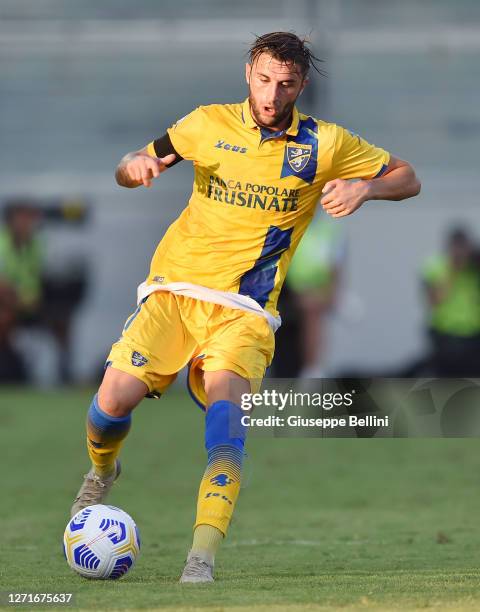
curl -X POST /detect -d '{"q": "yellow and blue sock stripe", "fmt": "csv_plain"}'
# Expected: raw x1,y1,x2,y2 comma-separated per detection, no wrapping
195,401,246,535
86,395,131,474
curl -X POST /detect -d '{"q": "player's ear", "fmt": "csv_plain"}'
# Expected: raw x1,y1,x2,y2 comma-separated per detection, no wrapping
245,63,251,85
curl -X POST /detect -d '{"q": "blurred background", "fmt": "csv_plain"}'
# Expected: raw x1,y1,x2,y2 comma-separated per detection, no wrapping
1,0,480,386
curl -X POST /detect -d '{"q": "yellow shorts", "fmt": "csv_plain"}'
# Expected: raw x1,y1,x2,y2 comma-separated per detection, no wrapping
106,291,275,409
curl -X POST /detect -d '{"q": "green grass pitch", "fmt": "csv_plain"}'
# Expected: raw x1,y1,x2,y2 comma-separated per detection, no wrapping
1,386,480,611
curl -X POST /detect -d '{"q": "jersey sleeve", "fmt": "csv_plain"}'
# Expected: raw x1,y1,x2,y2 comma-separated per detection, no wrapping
147,107,205,162
146,133,183,167
330,125,390,180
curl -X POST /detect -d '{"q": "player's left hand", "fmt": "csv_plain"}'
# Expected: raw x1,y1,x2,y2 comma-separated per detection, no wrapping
320,179,369,218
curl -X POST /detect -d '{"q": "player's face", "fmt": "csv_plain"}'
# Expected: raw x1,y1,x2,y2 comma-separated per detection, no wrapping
246,53,307,131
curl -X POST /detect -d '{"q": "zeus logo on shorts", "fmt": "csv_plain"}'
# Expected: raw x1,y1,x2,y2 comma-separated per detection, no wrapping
131,351,148,367
215,139,247,154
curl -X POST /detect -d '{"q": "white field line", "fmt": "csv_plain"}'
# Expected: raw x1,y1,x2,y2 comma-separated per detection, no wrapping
224,539,324,547
224,538,370,547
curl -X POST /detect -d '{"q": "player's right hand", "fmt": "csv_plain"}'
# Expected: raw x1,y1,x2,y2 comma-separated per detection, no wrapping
125,153,176,187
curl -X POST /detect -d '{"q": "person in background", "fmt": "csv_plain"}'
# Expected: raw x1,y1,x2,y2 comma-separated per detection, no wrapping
0,199,88,384
0,200,43,320
0,201,42,383
0,282,27,383
285,213,346,378
422,226,480,377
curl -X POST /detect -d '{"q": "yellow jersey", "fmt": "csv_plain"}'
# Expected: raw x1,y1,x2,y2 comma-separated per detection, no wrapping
144,99,389,319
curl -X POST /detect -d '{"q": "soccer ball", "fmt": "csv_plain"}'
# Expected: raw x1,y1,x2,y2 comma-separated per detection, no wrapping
63,504,140,579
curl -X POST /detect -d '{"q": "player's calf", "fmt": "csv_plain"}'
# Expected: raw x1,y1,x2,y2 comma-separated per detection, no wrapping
70,370,146,517
180,400,247,582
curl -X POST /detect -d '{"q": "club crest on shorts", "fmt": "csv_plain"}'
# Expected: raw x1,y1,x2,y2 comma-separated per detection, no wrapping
131,351,148,367
286,142,312,173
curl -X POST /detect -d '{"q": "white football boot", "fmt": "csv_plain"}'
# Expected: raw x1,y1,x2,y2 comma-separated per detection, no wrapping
70,460,121,517
179,551,214,583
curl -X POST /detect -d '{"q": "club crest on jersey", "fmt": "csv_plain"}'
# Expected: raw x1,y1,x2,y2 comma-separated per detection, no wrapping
286,142,312,173
131,351,148,367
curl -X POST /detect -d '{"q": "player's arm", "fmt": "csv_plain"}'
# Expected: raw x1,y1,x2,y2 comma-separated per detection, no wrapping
321,155,421,218
115,134,181,189
362,156,421,202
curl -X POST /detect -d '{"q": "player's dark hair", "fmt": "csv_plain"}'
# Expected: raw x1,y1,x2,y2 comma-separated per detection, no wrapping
249,32,324,77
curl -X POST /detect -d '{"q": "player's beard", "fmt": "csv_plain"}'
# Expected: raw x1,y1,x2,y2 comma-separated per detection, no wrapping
248,92,297,130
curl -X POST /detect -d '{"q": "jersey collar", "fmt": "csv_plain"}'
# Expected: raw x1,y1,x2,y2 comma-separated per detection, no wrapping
241,98,300,137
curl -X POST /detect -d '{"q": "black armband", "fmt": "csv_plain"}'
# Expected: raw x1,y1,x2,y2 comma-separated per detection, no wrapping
152,134,183,167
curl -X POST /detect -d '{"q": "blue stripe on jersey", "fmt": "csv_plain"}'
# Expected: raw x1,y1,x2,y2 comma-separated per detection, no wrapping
239,225,293,308
260,126,286,142
281,116,318,184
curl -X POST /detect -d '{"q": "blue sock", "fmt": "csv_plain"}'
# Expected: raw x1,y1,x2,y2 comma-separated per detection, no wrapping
194,400,247,535
86,395,131,476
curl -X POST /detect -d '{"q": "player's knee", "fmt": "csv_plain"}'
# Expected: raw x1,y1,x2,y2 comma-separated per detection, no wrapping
97,390,132,417
204,370,251,406
97,384,130,416
98,368,147,417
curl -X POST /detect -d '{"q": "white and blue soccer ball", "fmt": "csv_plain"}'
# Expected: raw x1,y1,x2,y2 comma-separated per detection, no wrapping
63,504,140,580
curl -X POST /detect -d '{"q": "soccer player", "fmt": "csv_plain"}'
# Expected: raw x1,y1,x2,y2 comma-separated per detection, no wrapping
71,32,421,583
